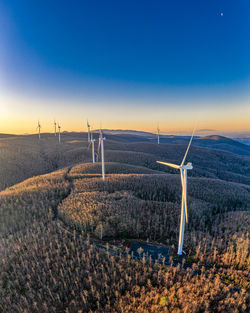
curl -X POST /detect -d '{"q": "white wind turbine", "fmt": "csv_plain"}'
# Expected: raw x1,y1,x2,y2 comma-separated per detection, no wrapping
58,123,61,144
54,120,57,136
156,124,160,144
156,129,195,256
87,119,91,142
98,128,106,180
37,120,41,140
88,132,96,163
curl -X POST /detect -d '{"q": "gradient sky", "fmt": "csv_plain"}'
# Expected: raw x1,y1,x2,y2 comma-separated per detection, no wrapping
0,0,249,134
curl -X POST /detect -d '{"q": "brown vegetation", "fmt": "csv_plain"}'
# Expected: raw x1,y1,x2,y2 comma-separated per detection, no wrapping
59,165,249,243
1,133,250,192
1,160,249,312
0,134,249,312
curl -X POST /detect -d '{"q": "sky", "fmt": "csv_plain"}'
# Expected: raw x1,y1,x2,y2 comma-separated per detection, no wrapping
0,0,249,135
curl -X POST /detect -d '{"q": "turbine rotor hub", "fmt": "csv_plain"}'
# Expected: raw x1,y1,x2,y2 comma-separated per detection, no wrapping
181,162,193,170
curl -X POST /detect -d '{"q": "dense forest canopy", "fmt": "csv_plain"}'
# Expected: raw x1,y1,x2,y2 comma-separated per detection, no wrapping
0,133,249,312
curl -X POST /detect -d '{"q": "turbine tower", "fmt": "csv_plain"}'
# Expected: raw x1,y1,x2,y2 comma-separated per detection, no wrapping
156,129,195,256
58,123,61,144
37,120,41,140
54,120,57,136
157,124,160,144
98,129,106,180
88,132,96,163
87,119,91,142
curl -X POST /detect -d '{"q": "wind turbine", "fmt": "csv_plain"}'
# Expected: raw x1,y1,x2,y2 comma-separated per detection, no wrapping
87,119,91,142
156,124,160,144
88,132,96,163
37,120,41,140
54,120,57,136
156,129,195,256
98,128,106,180
58,123,61,144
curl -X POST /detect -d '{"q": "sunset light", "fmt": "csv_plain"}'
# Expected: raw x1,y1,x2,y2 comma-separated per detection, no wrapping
1,1,249,312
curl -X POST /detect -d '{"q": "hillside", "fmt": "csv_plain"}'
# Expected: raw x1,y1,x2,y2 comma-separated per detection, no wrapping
59,162,250,242
193,135,250,156
0,132,250,191
96,131,250,156
1,161,249,312
0,134,17,138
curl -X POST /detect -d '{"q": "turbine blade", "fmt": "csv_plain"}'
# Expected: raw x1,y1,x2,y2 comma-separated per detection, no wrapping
88,142,91,150
98,139,101,157
184,195,188,223
181,127,196,166
156,161,180,169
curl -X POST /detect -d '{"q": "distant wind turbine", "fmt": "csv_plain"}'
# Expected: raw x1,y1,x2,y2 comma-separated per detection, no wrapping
37,120,41,140
157,124,160,144
98,128,106,180
54,120,57,136
87,119,91,142
156,129,195,256
88,132,96,163
58,123,61,143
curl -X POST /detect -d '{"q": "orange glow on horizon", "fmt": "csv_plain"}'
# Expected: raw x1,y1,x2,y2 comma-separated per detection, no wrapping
0,90,249,135
1,117,250,135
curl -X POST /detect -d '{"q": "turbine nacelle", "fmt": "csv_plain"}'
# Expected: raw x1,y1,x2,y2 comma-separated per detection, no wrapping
181,162,193,170
157,161,193,170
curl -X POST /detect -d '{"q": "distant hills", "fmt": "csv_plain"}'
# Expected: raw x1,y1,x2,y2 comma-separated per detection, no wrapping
102,131,250,157
1,130,250,156
0,133,16,138
193,135,250,156
95,129,154,137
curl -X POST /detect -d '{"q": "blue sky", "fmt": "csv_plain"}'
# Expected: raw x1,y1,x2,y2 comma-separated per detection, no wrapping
0,0,249,133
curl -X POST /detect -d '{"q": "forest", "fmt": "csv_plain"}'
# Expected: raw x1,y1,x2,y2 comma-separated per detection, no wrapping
0,133,249,312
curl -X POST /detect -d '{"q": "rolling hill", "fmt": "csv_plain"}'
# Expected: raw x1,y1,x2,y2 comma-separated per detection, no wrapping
193,135,250,156
0,160,249,312
1,132,249,191
94,130,250,156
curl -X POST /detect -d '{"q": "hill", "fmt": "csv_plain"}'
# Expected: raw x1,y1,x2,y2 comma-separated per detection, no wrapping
94,129,155,137
0,132,250,191
0,133,17,138
59,162,250,242
93,131,250,156
1,162,249,312
194,135,250,156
